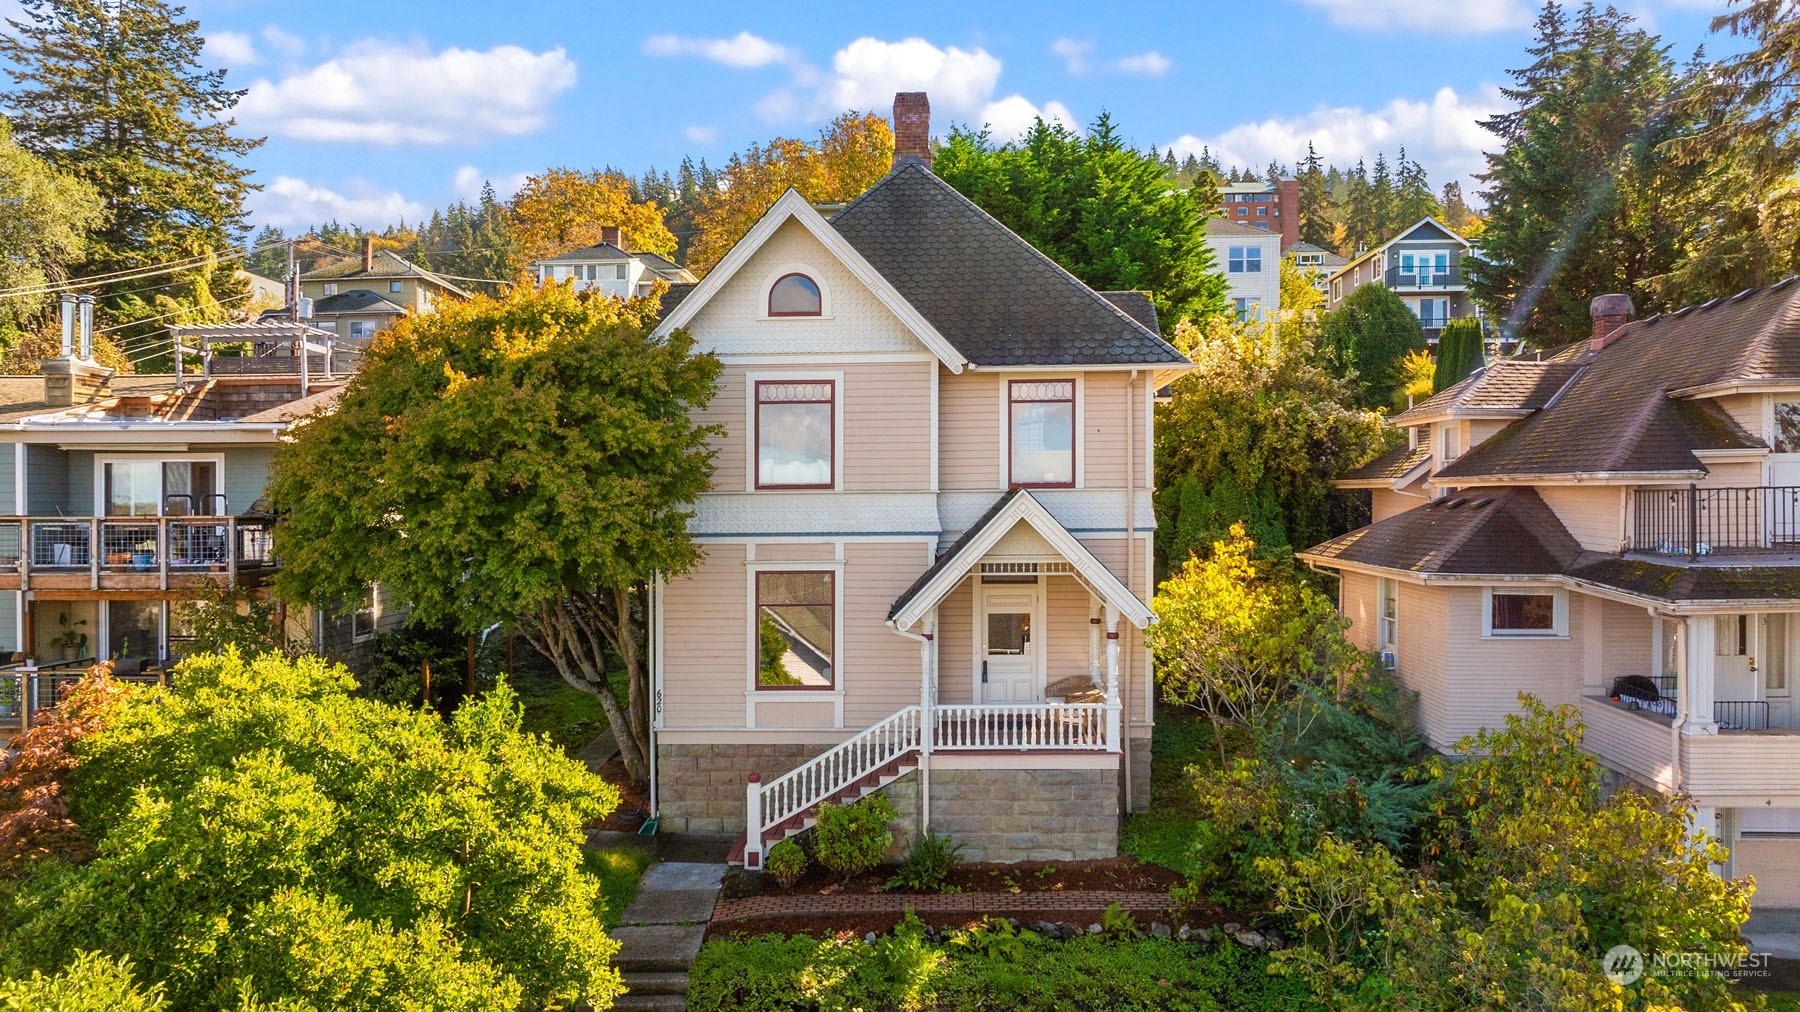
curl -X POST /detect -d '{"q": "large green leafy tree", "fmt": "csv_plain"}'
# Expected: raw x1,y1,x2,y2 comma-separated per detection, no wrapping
1467,2,1706,346
0,655,624,1010
1155,316,1389,566
267,284,722,783
0,0,261,357
934,113,1228,330
1316,283,1427,410
1430,317,1485,394
0,116,103,348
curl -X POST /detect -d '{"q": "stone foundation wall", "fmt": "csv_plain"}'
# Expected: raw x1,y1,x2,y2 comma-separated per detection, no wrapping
1126,737,1152,813
929,767,1119,862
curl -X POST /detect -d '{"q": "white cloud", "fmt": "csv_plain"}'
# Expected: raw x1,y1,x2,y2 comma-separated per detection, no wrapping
249,176,426,230
683,124,721,144
1114,51,1171,77
1050,38,1170,78
451,166,530,202
1050,38,1091,74
206,31,257,66
1165,84,1504,187
642,31,795,68
260,25,308,59
979,95,1077,142
234,40,578,145
1295,0,1531,33
822,37,1003,115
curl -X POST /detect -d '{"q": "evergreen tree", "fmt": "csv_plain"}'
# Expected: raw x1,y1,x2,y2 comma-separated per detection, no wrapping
1467,2,1706,345
1441,181,1474,231
1265,159,1286,183
1432,317,1486,393
244,225,288,280
1368,153,1397,240
1393,148,1442,226
1316,283,1428,411
1297,142,1335,248
0,0,261,359
1341,160,1378,255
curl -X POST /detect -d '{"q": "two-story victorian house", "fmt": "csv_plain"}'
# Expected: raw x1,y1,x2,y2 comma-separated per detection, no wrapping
528,227,698,298
1303,285,1800,908
1327,218,1477,341
647,93,1189,870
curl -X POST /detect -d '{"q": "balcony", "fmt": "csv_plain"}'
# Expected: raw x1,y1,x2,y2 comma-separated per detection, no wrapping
1631,485,1800,557
0,515,276,592
1384,264,1464,289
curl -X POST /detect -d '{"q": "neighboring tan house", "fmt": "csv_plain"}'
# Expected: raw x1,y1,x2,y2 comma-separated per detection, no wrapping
0,311,400,739
1327,218,1476,341
1204,218,1283,323
298,235,471,348
1301,284,1800,907
528,226,698,298
1288,240,1347,299
647,92,1189,869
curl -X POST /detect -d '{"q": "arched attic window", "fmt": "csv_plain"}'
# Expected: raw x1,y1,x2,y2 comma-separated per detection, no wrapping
768,273,823,316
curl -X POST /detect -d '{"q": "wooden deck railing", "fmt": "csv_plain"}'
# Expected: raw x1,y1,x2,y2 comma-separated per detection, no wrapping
0,515,274,590
0,662,166,737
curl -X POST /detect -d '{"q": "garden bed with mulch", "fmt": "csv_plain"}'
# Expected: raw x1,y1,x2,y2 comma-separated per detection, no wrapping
587,757,651,833
754,855,1184,898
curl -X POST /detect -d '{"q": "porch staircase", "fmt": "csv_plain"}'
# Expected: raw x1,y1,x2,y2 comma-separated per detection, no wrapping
730,705,923,869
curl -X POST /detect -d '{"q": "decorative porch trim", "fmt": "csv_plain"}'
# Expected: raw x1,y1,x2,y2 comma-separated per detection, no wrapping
888,488,1153,632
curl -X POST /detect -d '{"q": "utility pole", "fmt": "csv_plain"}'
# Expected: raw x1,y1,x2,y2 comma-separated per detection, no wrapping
286,237,298,322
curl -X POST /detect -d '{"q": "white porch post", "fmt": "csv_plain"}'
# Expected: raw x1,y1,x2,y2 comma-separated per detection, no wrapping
744,772,763,870
920,610,936,835
1104,604,1122,752
1089,599,1103,683
1683,615,1719,735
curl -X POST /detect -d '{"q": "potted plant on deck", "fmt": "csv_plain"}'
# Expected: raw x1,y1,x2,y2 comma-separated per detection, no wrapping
132,539,156,571
49,612,88,662
0,675,18,718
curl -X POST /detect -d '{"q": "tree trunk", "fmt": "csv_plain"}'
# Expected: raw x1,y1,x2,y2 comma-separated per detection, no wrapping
521,589,652,784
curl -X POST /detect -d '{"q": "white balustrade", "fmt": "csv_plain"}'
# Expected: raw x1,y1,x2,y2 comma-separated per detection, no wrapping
933,703,1112,751
744,704,922,869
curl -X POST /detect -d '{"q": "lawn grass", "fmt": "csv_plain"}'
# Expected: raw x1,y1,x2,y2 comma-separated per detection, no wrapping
1766,994,1800,1012
513,667,609,754
1119,707,1223,875
587,846,654,928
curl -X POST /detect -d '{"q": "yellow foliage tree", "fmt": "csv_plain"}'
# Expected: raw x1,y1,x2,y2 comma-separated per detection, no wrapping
509,169,677,263
687,112,895,274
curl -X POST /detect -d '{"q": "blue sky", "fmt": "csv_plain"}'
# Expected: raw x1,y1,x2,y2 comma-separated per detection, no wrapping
157,0,1730,232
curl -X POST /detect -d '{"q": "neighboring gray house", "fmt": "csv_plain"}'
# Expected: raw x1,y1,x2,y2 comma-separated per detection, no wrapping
1327,218,1477,341
1288,240,1348,298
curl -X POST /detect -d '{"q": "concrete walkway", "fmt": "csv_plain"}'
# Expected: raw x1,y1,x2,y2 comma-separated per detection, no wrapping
1746,909,1800,959
608,861,725,1012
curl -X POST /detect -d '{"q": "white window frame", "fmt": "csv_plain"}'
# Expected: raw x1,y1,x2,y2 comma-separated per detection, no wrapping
1482,586,1569,639
745,370,844,493
388,280,403,293
352,584,380,643
94,453,227,517
757,262,833,320
1439,423,1461,464
744,560,845,699
1377,577,1399,654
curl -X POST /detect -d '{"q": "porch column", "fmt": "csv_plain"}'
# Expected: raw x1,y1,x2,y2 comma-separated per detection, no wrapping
1089,600,1103,683
1683,616,1719,735
1104,605,1121,752
920,610,935,835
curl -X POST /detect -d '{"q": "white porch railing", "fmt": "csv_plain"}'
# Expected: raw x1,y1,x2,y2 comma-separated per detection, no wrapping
934,702,1112,750
744,704,923,869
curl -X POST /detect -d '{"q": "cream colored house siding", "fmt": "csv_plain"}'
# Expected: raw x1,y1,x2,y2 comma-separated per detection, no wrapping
1537,485,1625,552
939,369,1000,490
682,219,923,356
1468,419,1510,448
1598,598,1652,685
842,540,938,725
1696,460,1764,488
660,543,751,728
1576,697,1678,792
1439,585,1584,741
1714,393,1764,440
936,581,975,704
1735,840,1800,906
1339,571,1378,653
1080,371,1149,490
1371,489,1424,522
1684,735,1800,806
695,369,748,491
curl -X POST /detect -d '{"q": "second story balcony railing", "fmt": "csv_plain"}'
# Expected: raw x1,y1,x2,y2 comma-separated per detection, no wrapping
1632,484,1800,557
1384,264,1463,289
0,515,276,592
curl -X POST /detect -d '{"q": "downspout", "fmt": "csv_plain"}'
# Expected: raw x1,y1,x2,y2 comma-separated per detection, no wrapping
891,618,935,837
649,574,663,819
1123,369,1137,811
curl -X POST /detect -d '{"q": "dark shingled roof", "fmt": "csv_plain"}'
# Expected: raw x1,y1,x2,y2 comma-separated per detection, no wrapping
302,250,470,298
889,489,1023,620
1302,488,1582,576
1340,443,1431,484
1567,554,1800,602
538,243,633,263
1390,360,1585,424
311,290,408,316
1098,291,1160,333
1437,281,1800,480
659,283,697,320
830,162,1186,367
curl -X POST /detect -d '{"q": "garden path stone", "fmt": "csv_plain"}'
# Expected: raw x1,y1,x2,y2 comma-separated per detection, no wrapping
638,862,725,892
610,924,707,973
622,889,717,925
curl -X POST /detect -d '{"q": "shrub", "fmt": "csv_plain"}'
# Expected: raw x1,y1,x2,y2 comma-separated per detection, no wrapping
811,793,894,882
764,839,807,889
0,951,166,1011
884,833,962,892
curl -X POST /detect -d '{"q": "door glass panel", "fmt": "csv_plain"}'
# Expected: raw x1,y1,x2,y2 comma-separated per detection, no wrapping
105,461,160,516
108,600,160,661
1774,403,1800,453
986,612,1029,655
161,461,216,514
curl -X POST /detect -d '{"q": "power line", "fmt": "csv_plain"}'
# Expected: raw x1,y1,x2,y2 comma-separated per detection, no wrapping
100,291,255,337
0,239,288,300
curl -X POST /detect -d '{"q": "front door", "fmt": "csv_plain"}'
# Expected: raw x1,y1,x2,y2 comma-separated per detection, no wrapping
1766,400,1800,543
980,585,1042,703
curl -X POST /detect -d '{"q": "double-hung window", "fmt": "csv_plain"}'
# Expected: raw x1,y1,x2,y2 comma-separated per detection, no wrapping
756,571,834,688
756,381,834,489
352,585,380,642
1484,588,1567,637
1377,578,1398,654
1227,245,1262,273
1009,380,1075,488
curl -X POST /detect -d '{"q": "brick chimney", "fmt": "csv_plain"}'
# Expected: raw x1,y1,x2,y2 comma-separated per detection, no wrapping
599,225,623,249
1589,293,1634,351
893,92,930,170
361,233,375,272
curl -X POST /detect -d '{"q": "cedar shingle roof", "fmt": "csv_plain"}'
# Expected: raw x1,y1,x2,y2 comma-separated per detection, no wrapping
1302,488,1582,576
1390,360,1585,424
1436,281,1800,481
829,162,1186,367
1340,443,1431,484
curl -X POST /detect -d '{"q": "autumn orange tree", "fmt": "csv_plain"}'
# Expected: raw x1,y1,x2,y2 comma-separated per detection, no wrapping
686,111,894,273
509,168,677,263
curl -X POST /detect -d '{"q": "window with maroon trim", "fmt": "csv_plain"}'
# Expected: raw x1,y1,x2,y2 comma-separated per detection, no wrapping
768,273,823,316
756,380,834,489
1009,380,1075,488
756,571,834,688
